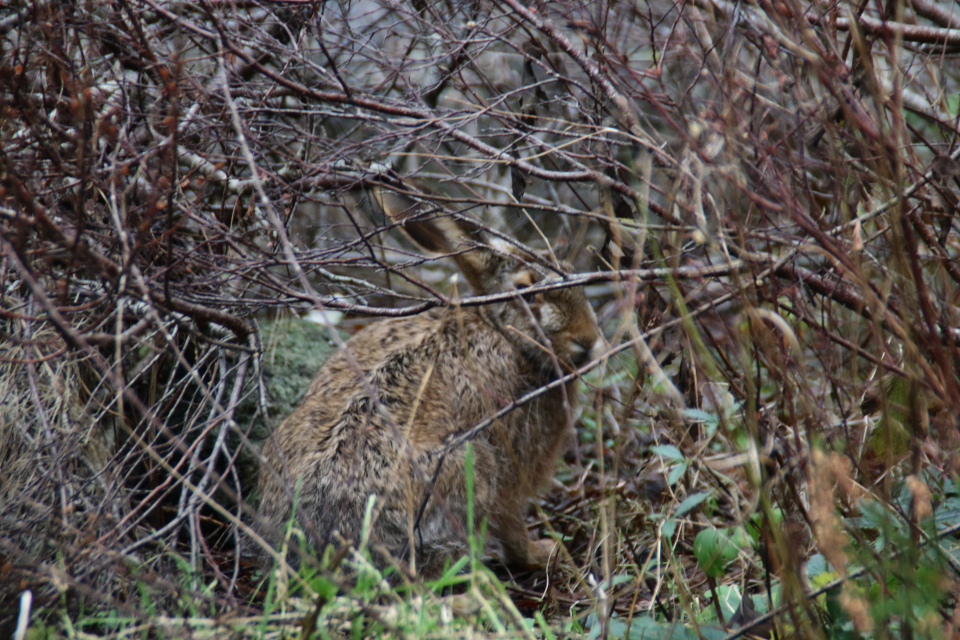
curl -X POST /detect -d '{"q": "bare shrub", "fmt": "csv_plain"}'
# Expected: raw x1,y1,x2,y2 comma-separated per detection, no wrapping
1,0,959,635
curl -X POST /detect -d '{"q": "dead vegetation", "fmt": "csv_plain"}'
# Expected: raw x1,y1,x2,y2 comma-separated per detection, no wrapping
2,0,960,637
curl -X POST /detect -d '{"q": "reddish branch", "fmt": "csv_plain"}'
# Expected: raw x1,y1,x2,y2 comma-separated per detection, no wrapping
909,0,960,30
704,0,960,46
826,13,960,45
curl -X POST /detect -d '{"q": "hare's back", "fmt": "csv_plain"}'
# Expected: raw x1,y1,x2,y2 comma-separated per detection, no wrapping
284,308,521,444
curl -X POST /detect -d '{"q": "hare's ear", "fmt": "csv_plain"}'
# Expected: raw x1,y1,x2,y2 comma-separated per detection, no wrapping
374,188,453,253
374,187,485,252
374,186,494,291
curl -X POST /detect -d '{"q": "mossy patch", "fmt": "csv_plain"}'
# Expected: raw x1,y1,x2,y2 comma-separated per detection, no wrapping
258,316,342,423
236,316,343,439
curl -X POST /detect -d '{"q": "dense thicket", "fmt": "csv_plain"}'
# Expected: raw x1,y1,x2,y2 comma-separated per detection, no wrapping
2,0,959,637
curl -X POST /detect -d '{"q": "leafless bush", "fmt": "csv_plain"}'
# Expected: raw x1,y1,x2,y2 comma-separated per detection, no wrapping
2,0,959,633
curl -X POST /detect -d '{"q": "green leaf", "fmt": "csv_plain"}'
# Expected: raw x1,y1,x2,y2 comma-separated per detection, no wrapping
675,491,710,517
661,518,677,540
591,614,728,639
310,574,339,601
682,408,719,425
732,526,753,550
651,445,685,461
746,506,786,541
694,528,740,577
667,461,688,486
704,584,742,621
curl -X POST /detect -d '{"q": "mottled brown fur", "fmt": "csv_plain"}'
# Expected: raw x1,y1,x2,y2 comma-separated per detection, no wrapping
255,190,603,575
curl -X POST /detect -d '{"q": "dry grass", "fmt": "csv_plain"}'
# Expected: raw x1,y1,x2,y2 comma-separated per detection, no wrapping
2,0,960,637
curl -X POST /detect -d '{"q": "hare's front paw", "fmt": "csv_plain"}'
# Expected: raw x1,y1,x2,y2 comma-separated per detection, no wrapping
527,538,559,567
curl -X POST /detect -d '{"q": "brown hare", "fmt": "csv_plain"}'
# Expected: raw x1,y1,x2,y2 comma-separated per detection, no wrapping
255,186,604,576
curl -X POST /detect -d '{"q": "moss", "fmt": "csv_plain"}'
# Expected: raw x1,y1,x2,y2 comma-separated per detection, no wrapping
258,316,342,422
233,316,343,443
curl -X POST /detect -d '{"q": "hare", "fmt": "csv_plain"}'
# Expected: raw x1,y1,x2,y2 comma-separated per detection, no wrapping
255,186,604,576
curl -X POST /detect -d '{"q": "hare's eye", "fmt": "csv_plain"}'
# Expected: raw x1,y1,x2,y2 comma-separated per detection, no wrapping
511,269,536,290
511,271,540,303
514,283,534,302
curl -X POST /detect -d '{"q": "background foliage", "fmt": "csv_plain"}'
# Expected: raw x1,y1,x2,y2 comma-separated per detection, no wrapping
2,0,960,637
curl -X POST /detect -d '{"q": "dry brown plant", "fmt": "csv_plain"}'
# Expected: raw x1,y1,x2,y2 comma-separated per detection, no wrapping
1,0,959,635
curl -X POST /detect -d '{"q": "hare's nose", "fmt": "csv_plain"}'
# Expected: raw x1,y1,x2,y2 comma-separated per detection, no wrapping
569,338,596,367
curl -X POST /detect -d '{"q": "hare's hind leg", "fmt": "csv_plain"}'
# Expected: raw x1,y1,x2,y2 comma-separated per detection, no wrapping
525,537,559,567
491,509,558,569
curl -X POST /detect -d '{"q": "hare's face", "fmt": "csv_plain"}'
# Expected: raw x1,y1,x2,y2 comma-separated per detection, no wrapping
527,280,604,370
493,252,604,374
